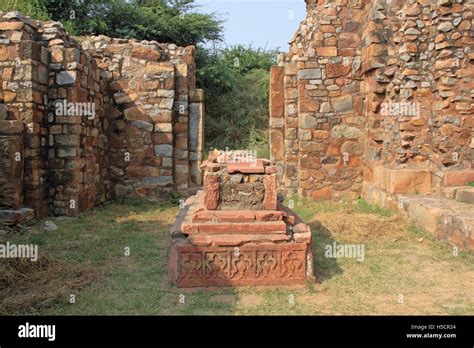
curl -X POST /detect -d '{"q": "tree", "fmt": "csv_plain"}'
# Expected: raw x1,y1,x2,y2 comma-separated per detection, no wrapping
1,0,223,46
196,45,277,157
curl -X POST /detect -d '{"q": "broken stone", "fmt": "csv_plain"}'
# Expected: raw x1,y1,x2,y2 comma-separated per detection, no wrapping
43,220,58,231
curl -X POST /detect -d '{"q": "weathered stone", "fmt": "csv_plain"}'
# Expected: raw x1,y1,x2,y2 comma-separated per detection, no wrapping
263,174,277,210
43,220,58,231
331,125,362,139
437,22,454,32
154,144,173,157
444,171,474,187
132,45,161,60
56,71,77,85
124,107,147,121
297,69,321,80
331,95,353,114
0,104,8,120
300,114,317,129
131,120,153,132
0,208,34,225
326,63,351,78
316,46,337,56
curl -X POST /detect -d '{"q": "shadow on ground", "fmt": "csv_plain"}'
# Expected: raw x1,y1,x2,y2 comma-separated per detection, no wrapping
309,220,343,283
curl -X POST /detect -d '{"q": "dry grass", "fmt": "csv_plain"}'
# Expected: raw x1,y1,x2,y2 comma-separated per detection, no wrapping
0,255,100,314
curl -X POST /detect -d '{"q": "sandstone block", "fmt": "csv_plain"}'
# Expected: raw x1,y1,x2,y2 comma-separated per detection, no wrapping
388,169,431,194
263,174,277,210
316,46,337,56
444,171,474,187
204,175,220,210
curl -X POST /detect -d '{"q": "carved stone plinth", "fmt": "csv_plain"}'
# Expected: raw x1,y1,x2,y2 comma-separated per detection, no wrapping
169,151,315,288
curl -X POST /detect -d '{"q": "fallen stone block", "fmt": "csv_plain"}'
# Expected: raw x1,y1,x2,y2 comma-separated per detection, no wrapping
0,208,35,225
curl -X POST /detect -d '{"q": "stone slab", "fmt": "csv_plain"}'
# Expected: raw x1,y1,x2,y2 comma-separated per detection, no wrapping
227,160,265,174
192,209,285,223
181,220,288,235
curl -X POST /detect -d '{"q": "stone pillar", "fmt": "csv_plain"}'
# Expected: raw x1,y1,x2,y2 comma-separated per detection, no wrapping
189,88,204,187
173,46,195,196
283,62,299,195
269,65,285,188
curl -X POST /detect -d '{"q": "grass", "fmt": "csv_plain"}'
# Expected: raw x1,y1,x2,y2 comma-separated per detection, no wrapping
468,182,474,187
1,197,473,315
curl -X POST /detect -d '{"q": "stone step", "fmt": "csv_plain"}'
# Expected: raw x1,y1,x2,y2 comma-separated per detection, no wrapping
397,194,474,251
455,187,474,205
181,220,288,235
192,209,286,223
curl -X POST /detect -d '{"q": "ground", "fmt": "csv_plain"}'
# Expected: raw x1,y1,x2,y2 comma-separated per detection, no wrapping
1,198,473,315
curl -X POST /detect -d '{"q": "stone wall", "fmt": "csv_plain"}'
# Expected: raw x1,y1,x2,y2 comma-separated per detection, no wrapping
0,14,49,216
270,0,474,203
0,12,204,219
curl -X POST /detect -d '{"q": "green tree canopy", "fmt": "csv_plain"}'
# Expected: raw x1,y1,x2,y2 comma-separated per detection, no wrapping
197,45,277,156
1,0,223,46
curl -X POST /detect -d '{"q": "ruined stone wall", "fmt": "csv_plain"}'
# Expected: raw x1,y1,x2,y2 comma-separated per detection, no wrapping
270,0,474,202
0,14,49,216
271,0,367,201
41,23,110,216
0,12,204,219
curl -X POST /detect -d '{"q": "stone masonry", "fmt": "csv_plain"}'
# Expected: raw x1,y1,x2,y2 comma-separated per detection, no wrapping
270,0,474,250
169,150,315,287
0,12,204,220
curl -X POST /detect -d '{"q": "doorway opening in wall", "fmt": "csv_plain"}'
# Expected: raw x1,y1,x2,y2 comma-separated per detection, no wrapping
197,45,277,160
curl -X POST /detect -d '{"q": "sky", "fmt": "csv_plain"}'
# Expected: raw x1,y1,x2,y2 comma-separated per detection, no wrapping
193,0,306,50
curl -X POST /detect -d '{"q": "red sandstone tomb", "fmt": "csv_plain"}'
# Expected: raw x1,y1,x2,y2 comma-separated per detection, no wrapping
169,150,315,287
